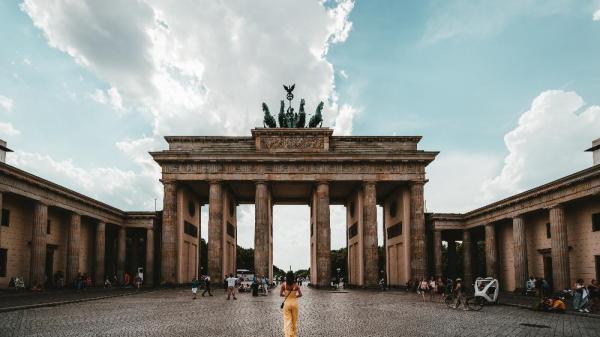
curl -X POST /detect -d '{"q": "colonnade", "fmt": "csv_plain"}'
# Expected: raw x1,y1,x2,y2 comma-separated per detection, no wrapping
22,197,154,288
433,205,571,291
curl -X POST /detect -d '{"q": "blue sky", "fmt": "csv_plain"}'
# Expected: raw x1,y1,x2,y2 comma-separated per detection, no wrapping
2,0,600,270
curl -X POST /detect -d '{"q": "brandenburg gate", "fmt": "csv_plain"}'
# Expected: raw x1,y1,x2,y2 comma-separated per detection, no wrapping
150,87,438,288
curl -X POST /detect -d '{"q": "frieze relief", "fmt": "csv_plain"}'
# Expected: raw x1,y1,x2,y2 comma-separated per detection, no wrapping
163,162,422,175
259,136,325,152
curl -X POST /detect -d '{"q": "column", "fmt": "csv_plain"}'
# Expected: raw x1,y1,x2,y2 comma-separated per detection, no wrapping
512,216,528,292
315,182,331,288
410,181,426,281
208,181,223,283
95,221,106,285
433,230,442,278
145,228,154,286
550,205,570,291
66,213,81,285
254,181,269,278
30,201,47,287
485,223,497,278
447,240,457,279
363,181,378,287
117,226,126,281
462,230,473,289
161,180,177,284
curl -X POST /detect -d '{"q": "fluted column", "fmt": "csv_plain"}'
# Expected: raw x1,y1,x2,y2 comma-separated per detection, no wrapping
0,192,3,249
410,181,426,281
433,230,443,278
208,181,223,283
145,228,154,286
512,216,528,292
117,227,126,281
485,223,497,278
550,205,570,290
462,230,473,288
66,213,81,285
95,221,106,285
30,201,48,287
161,180,177,284
315,182,331,287
363,181,379,288
254,181,269,278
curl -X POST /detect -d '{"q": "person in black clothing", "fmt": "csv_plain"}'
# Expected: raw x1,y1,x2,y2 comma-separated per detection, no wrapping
202,275,213,297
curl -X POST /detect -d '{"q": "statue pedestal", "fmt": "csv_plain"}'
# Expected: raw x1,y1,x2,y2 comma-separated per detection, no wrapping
251,128,333,153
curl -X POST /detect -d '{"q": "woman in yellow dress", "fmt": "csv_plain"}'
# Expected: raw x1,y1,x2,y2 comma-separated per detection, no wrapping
280,271,302,337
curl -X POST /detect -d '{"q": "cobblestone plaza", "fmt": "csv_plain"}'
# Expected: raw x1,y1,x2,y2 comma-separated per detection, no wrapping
1,288,599,337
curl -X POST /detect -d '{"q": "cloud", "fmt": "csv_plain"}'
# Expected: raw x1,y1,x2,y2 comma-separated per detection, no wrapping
0,95,13,111
594,8,600,20
422,0,571,43
7,147,159,210
482,90,600,202
0,122,21,137
91,87,125,112
426,152,500,213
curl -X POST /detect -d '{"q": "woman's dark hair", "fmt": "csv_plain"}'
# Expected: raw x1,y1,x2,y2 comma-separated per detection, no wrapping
285,271,296,285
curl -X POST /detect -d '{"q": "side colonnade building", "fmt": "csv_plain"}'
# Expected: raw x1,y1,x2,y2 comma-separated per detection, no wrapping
430,138,600,292
0,141,159,288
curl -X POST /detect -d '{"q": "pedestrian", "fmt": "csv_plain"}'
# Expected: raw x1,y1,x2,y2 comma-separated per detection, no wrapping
226,273,238,300
588,279,600,312
429,276,437,302
202,275,213,297
453,278,466,310
281,271,302,337
573,279,586,312
418,277,429,301
191,276,200,300
436,277,445,302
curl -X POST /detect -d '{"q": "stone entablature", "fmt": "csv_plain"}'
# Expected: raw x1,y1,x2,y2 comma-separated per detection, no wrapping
431,164,600,229
0,162,152,226
124,212,156,229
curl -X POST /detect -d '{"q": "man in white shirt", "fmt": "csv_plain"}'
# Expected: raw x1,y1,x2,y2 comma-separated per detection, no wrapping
225,273,238,300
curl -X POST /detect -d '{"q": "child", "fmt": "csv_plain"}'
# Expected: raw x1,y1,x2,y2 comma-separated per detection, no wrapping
191,277,200,300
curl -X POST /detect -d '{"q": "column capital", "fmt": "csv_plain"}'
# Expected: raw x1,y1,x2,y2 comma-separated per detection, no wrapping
547,203,565,210
410,180,426,186
160,178,177,185
316,180,330,186
254,180,268,186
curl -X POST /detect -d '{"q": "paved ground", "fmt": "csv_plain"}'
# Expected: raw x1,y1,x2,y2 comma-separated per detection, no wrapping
1,287,599,337
0,287,146,311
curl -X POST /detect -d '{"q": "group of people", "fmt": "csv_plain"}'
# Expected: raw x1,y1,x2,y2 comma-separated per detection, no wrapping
412,276,459,303
190,272,303,337
526,276,600,313
103,271,144,289
572,278,600,313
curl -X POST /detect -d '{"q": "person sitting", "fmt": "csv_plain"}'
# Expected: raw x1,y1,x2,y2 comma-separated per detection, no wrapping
104,277,112,288
525,276,536,296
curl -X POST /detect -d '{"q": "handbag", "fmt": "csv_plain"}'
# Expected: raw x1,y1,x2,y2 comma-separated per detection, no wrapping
280,286,293,309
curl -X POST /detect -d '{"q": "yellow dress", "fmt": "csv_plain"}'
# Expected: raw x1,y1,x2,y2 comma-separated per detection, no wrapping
283,287,299,337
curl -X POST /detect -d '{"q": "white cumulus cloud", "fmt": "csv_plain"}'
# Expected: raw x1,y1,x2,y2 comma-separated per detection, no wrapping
482,90,600,202
0,122,21,137
91,87,125,112
0,95,13,112
594,8,600,21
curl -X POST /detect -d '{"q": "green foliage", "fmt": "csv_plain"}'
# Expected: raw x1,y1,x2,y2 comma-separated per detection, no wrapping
330,247,348,279
236,245,254,271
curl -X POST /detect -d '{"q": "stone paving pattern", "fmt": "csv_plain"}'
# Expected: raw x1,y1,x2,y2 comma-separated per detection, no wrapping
1,287,599,337
0,288,145,310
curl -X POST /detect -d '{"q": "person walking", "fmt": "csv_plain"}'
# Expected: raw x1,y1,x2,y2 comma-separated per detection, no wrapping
428,276,437,302
280,271,302,337
202,275,213,297
191,277,200,300
418,277,429,302
453,278,466,310
573,279,586,312
226,273,238,300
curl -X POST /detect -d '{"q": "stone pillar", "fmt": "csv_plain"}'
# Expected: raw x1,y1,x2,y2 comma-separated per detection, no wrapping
462,230,473,288
117,227,126,281
208,181,223,283
447,240,457,279
410,181,426,281
512,216,528,292
315,182,331,288
254,181,269,278
161,180,177,284
550,205,570,291
363,181,379,288
433,230,443,278
30,201,48,287
485,223,497,278
145,228,154,286
95,221,106,285
66,213,81,285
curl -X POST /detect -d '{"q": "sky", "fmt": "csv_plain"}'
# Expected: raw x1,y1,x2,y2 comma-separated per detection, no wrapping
1,0,600,270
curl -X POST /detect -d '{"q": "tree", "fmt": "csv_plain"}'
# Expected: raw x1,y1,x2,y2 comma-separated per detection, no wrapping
236,245,254,270
199,238,208,275
330,247,348,280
